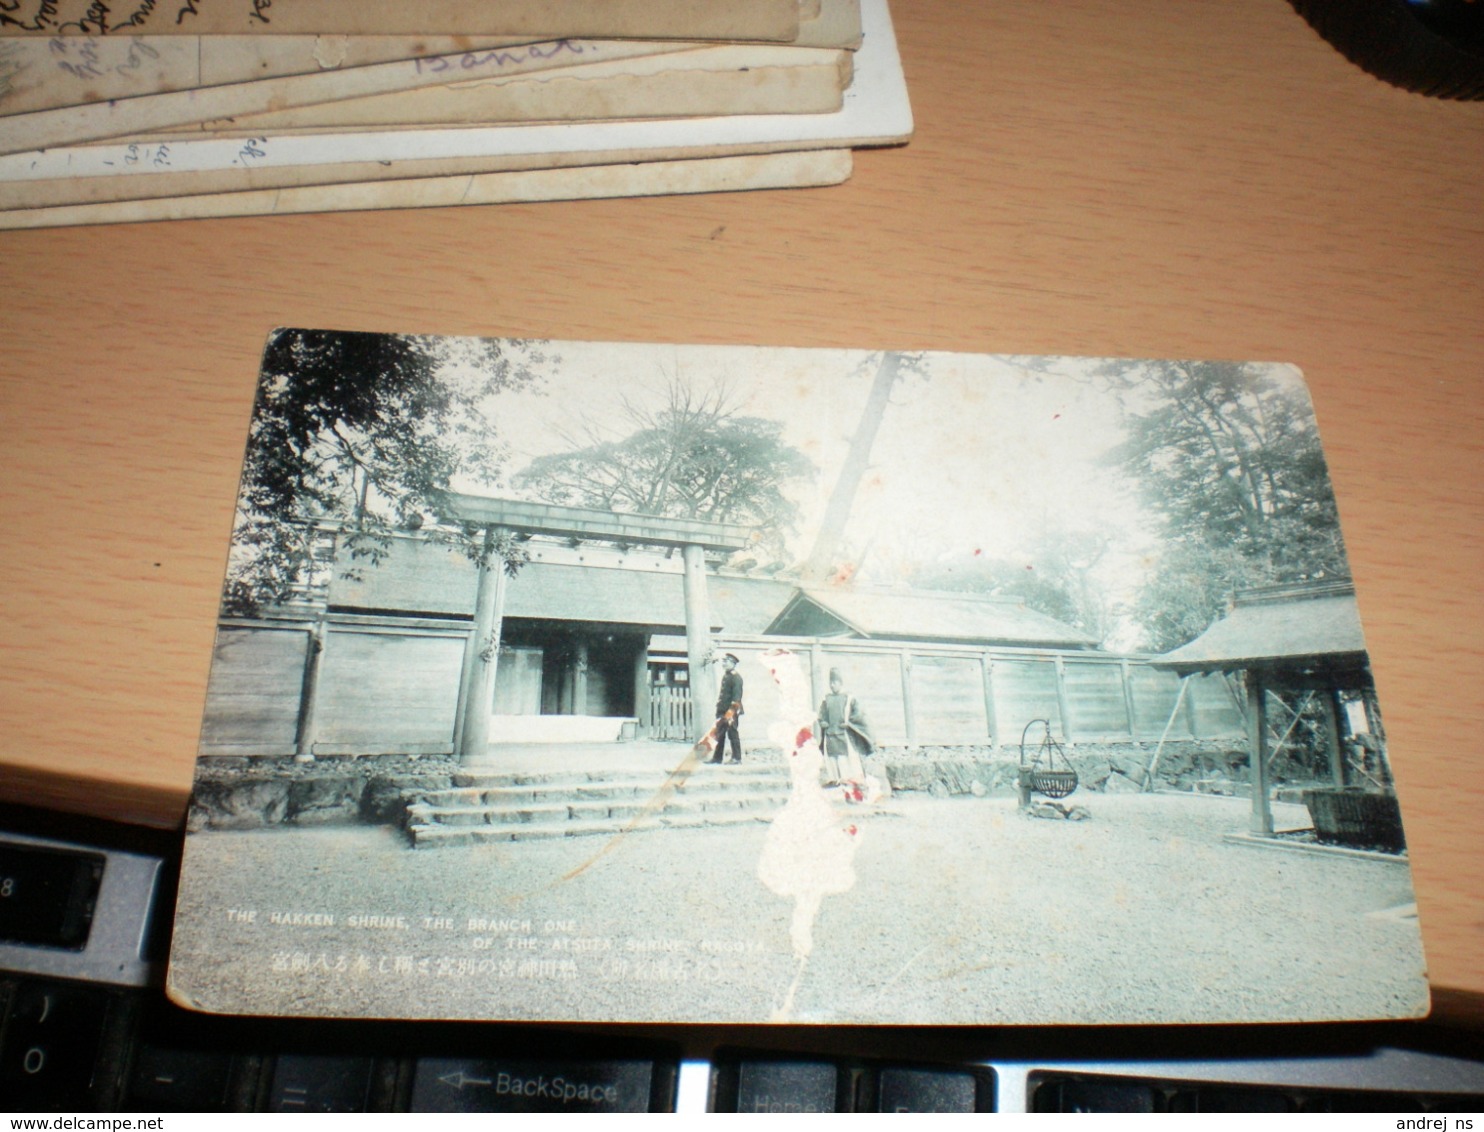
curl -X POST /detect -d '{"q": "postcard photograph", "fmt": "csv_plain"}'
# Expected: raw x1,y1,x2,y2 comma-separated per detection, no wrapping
167,331,1429,1026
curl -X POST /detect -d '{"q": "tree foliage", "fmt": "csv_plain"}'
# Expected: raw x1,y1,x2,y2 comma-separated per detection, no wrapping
223,328,545,614
511,377,814,555
1098,359,1348,650
910,527,1114,644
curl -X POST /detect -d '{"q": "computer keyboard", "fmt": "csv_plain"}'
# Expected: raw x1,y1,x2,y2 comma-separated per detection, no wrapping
4,802,1483,1114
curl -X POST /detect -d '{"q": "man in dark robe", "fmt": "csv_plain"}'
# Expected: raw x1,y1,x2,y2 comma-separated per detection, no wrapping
817,667,874,785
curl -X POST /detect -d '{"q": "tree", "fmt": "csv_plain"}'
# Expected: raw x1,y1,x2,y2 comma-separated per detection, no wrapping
1098,359,1348,650
910,526,1115,643
801,351,928,581
1124,534,1273,653
222,328,545,614
512,377,814,554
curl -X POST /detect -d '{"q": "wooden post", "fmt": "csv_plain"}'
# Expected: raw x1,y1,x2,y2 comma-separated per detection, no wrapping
981,653,998,748
1322,687,1346,788
810,641,825,711
681,543,714,742
573,638,589,716
556,643,575,715
293,619,326,762
1362,687,1392,788
1141,674,1190,792
1186,674,1207,739
1119,658,1138,739
1054,655,1072,742
456,526,509,764
451,615,474,753
1246,672,1274,835
900,650,916,745
633,636,651,738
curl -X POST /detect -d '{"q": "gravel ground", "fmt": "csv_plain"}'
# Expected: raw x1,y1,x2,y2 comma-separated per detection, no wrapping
167,791,1428,1027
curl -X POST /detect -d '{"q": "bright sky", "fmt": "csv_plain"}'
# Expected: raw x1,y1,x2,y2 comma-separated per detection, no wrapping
440,339,1307,648
461,341,1149,571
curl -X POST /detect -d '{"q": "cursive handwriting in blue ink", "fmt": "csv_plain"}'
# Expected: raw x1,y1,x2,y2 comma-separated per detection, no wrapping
233,136,268,166
413,39,586,76
50,33,104,77
115,34,157,74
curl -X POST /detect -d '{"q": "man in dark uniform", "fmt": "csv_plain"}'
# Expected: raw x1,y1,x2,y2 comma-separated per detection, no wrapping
709,652,744,764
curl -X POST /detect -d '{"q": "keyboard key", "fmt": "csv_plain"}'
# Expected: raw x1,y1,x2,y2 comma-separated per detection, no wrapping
0,843,103,949
268,1054,375,1112
876,1066,984,1112
1173,1084,1295,1112
1428,1095,1484,1112
411,1056,658,1112
0,982,111,1109
125,1043,236,1111
1301,1089,1426,1112
733,1060,840,1113
1035,1075,1161,1112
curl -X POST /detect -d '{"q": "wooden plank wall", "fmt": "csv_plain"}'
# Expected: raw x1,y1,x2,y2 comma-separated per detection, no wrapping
198,620,1249,757
724,636,1246,750
199,622,310,754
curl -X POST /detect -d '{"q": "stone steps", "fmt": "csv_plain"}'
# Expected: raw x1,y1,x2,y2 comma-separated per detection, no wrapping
407,790,792,828
408,808,783,848
446,758,785,788
406,761,791,848
417,776,788,809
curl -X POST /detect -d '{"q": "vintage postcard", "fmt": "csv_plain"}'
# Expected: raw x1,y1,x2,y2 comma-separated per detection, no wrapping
167,332,1430,1026
0,0,908,192
0,0,809,41
1,42,851,156
0,3,860,118
0,151,854,231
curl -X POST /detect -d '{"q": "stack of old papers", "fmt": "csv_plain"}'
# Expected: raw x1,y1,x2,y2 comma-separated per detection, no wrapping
0,0,912,228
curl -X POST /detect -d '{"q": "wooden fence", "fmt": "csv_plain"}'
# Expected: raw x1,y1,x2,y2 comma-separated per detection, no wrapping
712,634,1245,751
200,613,468,757
648,684,694,742
199,618,1246,757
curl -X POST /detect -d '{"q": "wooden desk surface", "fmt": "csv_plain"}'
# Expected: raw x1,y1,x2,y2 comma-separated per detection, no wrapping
2,1,1481,1018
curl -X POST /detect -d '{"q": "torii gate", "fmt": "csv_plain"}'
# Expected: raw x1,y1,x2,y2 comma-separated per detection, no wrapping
440,495,754,762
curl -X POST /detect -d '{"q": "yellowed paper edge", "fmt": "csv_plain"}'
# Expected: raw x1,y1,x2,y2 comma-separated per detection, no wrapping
797,0,861,50
0,0,804,40
1,39,706,154
0,37,582,117
146,56,847,134
0,148,851,229
0,1,860,117
0,139,841,209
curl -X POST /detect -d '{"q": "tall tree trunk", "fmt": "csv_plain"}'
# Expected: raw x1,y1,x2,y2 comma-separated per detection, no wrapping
803,351,902,583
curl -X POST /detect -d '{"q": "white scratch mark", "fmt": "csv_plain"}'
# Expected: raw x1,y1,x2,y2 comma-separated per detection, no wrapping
312,35,350,70
754,648,862,1021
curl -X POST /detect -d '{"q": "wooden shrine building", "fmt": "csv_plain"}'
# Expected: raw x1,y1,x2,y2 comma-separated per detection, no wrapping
1154,578,1381,837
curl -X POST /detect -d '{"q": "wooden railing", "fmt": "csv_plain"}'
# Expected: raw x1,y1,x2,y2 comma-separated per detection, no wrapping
649,684,694,741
